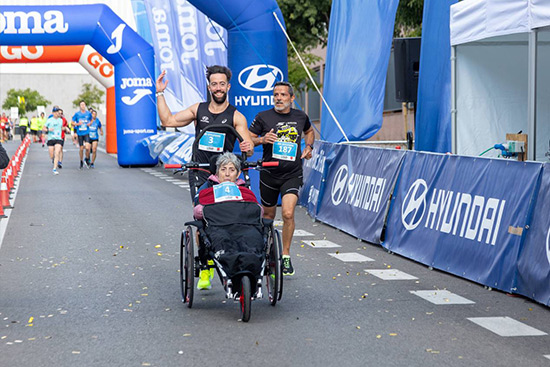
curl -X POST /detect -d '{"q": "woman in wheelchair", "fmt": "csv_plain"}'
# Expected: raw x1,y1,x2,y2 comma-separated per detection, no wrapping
192,152,263,290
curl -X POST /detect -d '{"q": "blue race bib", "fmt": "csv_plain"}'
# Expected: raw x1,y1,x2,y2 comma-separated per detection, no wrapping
213,182,243,203
199,131,225,152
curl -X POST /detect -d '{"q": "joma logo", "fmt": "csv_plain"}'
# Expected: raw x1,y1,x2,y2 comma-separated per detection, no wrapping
0,10,69,34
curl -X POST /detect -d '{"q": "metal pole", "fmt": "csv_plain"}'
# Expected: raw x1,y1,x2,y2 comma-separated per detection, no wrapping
451,46,457,154
528,30,537,161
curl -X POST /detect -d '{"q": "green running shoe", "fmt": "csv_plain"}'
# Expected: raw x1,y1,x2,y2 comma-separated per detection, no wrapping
282,255,295,276
197,269,211,290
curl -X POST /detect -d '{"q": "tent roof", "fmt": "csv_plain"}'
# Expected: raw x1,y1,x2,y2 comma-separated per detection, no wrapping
451,0,550,45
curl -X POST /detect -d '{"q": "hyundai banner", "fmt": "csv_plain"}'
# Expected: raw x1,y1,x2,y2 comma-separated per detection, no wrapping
299,141,341,216
315,145,405,245
516,163,550,306
384,152,542,292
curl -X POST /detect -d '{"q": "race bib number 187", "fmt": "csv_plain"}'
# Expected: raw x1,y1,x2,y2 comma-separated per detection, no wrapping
272,141,297,161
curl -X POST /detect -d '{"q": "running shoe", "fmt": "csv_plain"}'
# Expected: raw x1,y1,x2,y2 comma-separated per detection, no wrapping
282,255,295,276
79,161,83,170
90,163,95,169
57,162,62,169
197,269,212,290
83,159,89,169
52,168,59,175
207,259,215,280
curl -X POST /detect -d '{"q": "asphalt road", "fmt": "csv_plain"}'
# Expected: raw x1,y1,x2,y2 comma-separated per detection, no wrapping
0,139,549,367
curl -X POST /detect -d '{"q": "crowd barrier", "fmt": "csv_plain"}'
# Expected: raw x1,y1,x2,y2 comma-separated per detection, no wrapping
0,136,31,218
301,141,549,306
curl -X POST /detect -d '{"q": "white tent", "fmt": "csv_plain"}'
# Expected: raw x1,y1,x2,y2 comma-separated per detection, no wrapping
450,0,550,161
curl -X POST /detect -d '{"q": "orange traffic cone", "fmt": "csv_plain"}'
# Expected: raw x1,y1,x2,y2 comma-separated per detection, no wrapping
1,174,12,209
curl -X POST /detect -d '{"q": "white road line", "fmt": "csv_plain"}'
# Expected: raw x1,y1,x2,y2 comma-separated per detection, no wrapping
365,269,418,280
410,290,475,305
303,240,341,248
293,229,314,236
328,252,375,262
0,153,28,250
544,355,550,360
467,317,548,337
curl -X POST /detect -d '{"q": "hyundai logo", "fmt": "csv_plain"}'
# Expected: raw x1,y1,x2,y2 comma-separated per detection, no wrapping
238,64,283,92
331,165,348,206
401,179,428,230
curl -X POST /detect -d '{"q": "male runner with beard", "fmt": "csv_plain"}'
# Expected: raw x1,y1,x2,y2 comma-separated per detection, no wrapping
155,65,253,189
248,81,315,276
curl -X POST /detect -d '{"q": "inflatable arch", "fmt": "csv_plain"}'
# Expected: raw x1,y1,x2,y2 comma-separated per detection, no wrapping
0,45,118,154
0,4,156,166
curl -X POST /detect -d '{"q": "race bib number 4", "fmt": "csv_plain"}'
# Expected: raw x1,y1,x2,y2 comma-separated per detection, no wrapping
273,141,297,161
213,182,243,203
199,131,225,152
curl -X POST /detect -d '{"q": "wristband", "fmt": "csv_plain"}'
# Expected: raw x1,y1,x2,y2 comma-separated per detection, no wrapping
306,143,314,150
155,91,164,97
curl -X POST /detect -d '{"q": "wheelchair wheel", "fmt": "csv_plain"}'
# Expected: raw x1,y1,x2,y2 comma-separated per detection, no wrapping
180,226,196,308
239,275,252,322
274,228,284,301
266,227,282,306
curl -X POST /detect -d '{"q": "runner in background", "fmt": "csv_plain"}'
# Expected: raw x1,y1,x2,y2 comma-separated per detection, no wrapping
87,109,103,169
37,112,47,147
72,101,92,169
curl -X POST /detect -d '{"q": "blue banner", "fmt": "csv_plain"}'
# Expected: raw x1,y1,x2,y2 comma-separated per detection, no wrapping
321,0,399,142
516,163,550,306
144,0,185,110
299,141,340,216
315,144,405,244
415,0,457,152
384,152,542,291
171,0,227,105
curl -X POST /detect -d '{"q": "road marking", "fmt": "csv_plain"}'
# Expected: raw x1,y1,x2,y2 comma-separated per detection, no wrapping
467,317,548,337
274,220,283,227
293,229,314,236
410,290,475,305
328,252,374,262
365,269,418,280
303,240,341,248
544,355,550,360
165,179,182,182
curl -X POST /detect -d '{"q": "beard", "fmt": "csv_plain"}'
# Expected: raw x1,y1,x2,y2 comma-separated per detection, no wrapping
211,91,227,104
274,101,291,112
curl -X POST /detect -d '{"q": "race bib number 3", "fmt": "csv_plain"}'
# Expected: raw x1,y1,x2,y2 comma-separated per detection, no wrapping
213,182,243,203
273,141,297,161
199,131,225,152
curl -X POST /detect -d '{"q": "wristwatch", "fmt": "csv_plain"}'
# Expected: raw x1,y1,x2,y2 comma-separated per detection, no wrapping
306,143,314,150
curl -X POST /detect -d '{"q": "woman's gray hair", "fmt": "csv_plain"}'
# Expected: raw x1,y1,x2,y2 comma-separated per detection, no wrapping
216,152,241,174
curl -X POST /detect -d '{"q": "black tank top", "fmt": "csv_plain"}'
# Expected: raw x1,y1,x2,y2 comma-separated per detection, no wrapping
193,101,237,167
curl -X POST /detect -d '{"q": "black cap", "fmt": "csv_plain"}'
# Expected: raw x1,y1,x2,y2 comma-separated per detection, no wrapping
52,106,60,112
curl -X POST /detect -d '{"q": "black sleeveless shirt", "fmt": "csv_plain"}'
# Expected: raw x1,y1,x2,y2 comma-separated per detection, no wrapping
192,102,238,179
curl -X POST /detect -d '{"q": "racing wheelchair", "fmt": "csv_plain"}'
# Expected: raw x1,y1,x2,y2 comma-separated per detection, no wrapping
165,125,283,322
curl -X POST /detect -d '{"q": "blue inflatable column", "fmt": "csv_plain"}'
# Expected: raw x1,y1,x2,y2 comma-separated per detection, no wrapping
114,50,157,166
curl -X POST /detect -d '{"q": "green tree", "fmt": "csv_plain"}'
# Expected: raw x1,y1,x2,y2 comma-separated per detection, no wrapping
394,0,424,37
2,88,51,116
72,83,105,110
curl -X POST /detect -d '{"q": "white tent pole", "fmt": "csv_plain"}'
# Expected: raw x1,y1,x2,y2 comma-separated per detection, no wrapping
451,46,457,154
528,30,537,161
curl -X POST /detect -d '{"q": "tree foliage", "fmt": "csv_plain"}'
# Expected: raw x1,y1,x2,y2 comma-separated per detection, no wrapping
2,88,51,117
277,0,332,52
394,0,424,38
72,83,105,110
